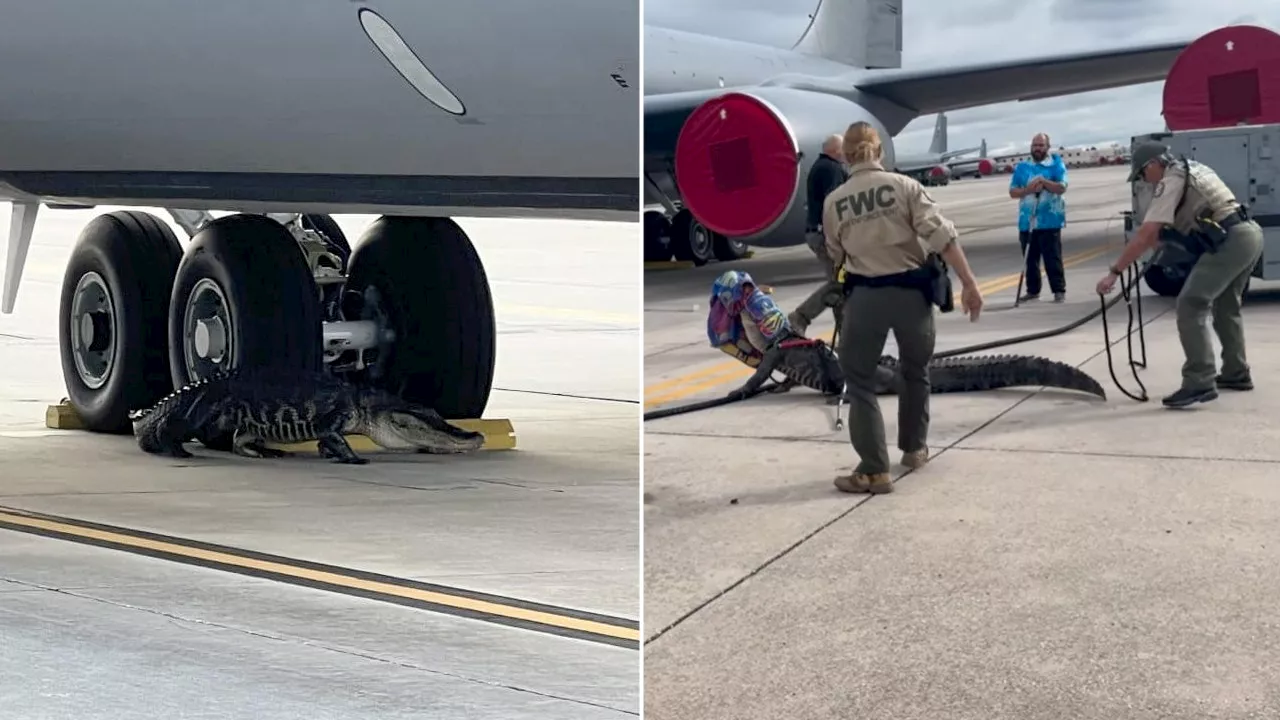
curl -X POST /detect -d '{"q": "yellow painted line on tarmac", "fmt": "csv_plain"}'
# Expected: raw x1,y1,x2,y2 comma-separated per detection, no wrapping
645,260,695,270
0,506,639,648
643,242,1119,409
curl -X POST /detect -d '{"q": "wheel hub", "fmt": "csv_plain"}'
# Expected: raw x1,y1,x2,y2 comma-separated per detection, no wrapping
69,271,117,390
183,278,234,380
79,311,112,352
193,316,228,361
690,222,712,255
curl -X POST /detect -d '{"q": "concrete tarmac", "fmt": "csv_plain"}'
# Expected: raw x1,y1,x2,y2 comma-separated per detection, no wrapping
0,207,641,718
644,165,1280,718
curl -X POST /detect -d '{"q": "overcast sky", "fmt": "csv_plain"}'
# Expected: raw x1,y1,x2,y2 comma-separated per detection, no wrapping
645,0,1280,157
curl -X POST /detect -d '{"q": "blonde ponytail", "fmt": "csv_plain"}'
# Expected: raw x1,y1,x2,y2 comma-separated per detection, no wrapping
843,121,882,165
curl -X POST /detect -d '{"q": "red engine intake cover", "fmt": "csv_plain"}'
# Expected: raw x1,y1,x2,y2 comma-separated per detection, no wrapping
673,93,799,238
1162,25,1280,131
976,159,993,175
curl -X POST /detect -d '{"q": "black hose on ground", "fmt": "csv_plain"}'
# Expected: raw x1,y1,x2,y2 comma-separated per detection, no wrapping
643,264,1150,423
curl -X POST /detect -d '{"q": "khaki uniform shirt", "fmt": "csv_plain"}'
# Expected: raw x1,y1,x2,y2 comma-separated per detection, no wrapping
821,161,959,277
1143,159,1241,235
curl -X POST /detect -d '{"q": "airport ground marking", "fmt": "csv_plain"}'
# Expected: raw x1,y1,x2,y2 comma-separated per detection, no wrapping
0,506,639,649
643,242,1119,408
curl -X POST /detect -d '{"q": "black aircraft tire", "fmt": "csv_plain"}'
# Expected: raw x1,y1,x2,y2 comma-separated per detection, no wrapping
670,210,714,266
58,211,184,434
712,233,749,262
300,213,351,269
168,214,324,448
345,216,496,419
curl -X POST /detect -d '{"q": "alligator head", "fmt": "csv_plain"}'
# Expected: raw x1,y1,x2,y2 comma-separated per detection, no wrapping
351,390,485,454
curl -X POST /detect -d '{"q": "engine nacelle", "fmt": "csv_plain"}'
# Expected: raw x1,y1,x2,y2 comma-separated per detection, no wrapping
1163,24,1280,131
976,158,994,175
672,88,894,248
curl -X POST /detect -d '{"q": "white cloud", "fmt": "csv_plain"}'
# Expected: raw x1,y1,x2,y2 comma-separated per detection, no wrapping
645,0,1280,155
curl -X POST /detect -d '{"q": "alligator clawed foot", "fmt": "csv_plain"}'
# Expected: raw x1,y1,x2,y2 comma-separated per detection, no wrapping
767,379,798,394
317,444,357,462
331,456,369,465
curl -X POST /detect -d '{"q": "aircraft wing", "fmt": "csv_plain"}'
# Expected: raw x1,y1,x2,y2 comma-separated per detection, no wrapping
852,39,1190,115
894,145,979,173
940,146,981,162
895,158,942,173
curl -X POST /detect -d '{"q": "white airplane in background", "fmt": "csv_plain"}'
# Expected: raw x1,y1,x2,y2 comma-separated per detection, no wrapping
0,1,638,438
893,113,983,185
947,139,994,179
642,0,1189,264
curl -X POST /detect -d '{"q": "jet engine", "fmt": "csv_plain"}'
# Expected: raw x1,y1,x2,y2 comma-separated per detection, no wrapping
672,88,895,248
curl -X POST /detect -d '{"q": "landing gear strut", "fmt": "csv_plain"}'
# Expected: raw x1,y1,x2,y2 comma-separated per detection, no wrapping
644,168,750,265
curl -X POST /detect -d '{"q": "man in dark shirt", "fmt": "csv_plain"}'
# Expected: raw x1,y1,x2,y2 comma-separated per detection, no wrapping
789,134,850,336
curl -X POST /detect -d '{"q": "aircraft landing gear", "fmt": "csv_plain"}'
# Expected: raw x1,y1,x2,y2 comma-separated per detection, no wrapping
711,233,749,263
169,214,325,389
669,209,748,265
342,216,496,419
54,209,498,437
59,211,184,433
644,211,672,262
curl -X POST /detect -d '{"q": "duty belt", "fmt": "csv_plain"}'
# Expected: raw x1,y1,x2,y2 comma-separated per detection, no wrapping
1219,206,1250,231
842,254,955,313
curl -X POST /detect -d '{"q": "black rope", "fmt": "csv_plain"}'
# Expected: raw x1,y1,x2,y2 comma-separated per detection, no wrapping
1098,262,1150,402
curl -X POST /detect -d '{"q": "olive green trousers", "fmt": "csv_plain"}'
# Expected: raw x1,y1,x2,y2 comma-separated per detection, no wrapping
1174,221,1264,390
789,230,843,336
837,285,935,475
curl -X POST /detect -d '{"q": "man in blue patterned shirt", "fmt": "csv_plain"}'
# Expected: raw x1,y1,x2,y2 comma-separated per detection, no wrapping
1009,133,1069,302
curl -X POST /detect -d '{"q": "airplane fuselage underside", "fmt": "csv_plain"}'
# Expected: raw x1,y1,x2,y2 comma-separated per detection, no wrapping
0,0,639,219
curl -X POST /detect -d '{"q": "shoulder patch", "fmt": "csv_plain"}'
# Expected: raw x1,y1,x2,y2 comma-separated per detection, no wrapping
1153,181,1165,198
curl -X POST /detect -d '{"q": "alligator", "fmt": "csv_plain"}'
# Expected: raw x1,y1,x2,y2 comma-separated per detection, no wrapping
129,369,486,464
751,337,1107,400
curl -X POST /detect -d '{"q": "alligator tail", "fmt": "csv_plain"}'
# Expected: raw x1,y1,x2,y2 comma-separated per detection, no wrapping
929,354,1106,399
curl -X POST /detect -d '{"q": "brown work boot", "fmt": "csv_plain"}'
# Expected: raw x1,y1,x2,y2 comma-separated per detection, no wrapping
901,445,929,470
834,471,893,494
